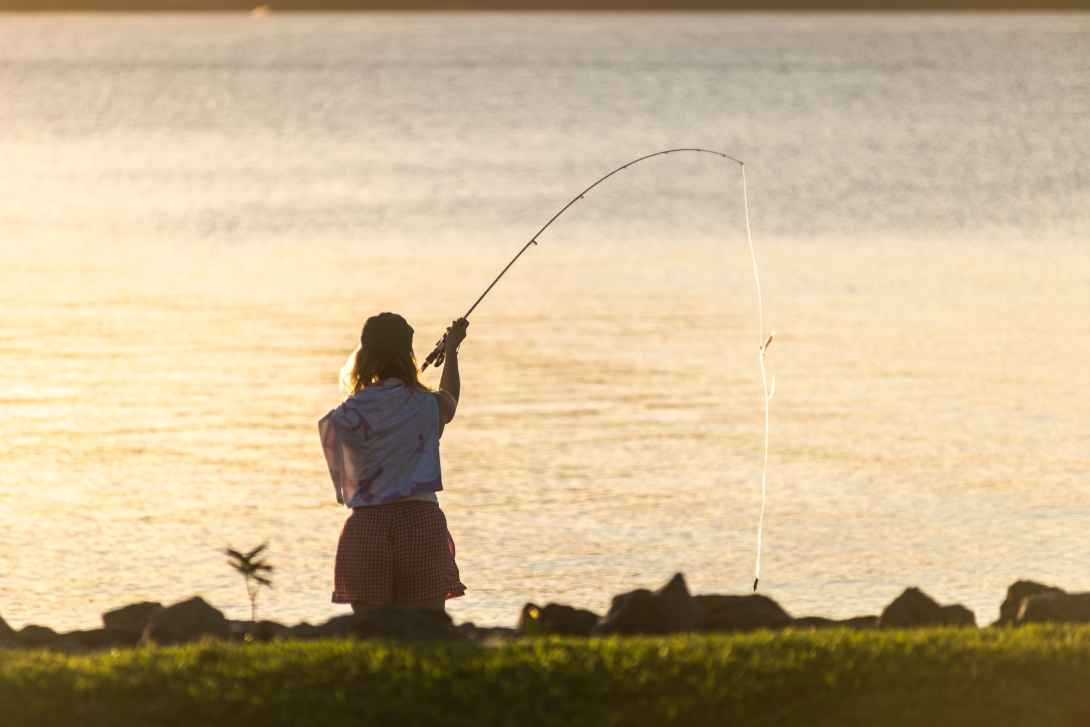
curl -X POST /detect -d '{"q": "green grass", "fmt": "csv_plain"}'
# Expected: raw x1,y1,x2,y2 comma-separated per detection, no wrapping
3,626,1090,726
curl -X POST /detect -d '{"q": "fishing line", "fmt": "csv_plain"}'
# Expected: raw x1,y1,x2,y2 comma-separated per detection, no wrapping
420,149,775,591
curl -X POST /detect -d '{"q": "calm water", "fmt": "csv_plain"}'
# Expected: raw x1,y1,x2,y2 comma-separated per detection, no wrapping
1,13,1088,630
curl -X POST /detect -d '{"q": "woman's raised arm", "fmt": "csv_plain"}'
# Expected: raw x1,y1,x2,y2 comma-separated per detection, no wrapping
433,318,468,433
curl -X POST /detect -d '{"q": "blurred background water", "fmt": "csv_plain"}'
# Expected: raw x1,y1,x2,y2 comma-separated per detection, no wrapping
0,12,1087,630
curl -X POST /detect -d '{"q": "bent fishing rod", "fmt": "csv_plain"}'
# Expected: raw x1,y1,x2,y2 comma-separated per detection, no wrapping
420,148,775,592
421,148,744,370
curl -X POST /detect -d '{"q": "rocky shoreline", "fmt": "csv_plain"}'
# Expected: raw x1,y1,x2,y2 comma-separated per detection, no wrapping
2,575,1088,652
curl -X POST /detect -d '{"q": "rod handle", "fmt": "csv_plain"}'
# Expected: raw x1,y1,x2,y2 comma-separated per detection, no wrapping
420,335,447,371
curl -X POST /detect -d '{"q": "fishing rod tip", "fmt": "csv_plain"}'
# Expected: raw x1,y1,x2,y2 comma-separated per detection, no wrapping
753,577,759,592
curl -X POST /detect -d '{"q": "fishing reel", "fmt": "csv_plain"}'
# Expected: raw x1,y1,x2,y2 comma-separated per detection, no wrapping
420,335,448,371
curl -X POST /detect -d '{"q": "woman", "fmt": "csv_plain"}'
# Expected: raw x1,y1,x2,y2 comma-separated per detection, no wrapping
319,312,468,612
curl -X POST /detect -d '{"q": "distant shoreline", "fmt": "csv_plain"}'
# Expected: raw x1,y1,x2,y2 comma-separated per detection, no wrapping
3,0,1089,11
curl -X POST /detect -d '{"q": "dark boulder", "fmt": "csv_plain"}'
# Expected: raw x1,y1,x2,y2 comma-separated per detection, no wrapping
15,625,64,649
247,620,289,643
939,604,976,626
283,622,322,640
140,596,231,646
103,601,163,634
227,620,252,641
309,608,461,641
8,625,138,652
65,628,142,651
457,622,517,641
842,615,880,629
1016,592,1090,625
793,615,879,630
996,581,1066,626
518,603,600,636
696,594,793,633
878,587,976,628
592,573,705,636
0,614,14,645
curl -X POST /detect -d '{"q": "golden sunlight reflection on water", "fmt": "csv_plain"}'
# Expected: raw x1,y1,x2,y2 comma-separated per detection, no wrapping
0,14,1088,630
2,231,1086,630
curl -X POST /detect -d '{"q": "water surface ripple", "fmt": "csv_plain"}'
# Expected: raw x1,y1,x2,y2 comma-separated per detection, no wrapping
0,13,1087,629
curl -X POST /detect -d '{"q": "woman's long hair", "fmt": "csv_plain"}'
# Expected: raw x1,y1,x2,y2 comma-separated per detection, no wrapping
340,343,430,396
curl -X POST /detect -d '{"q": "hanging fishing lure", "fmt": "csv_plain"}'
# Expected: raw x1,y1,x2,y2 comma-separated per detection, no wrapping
421,149,775,591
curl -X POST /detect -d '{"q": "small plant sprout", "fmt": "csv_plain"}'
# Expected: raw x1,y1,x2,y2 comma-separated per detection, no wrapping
224,542,274,622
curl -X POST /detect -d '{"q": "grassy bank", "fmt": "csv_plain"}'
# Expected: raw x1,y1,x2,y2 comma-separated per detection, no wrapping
3,626,1090,726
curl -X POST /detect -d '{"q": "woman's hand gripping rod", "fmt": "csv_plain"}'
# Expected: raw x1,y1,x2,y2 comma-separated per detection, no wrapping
419,149,742,371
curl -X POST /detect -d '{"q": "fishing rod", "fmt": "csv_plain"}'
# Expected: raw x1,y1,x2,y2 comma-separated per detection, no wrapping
421,148,742,370
420,148,775,592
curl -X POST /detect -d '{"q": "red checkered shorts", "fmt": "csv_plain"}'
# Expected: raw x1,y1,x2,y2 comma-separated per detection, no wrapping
332,500,466,605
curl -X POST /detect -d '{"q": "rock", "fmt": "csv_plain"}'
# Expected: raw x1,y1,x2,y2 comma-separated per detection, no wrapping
282,622,322,640
1016,592,1090,625
103,601,163,634
8,624,136,652
878,587,976,628
996,581,1066,626
311,608,461,641
140,596,231,646
938,604,976,626
592,573,705,636
457,622,517,641
15,625,64,649
518,603,600,636
64,628,142,651
0,614,14,645
696,594,793,633
792,615,879,630
247,620,289,643
227,620,252,641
